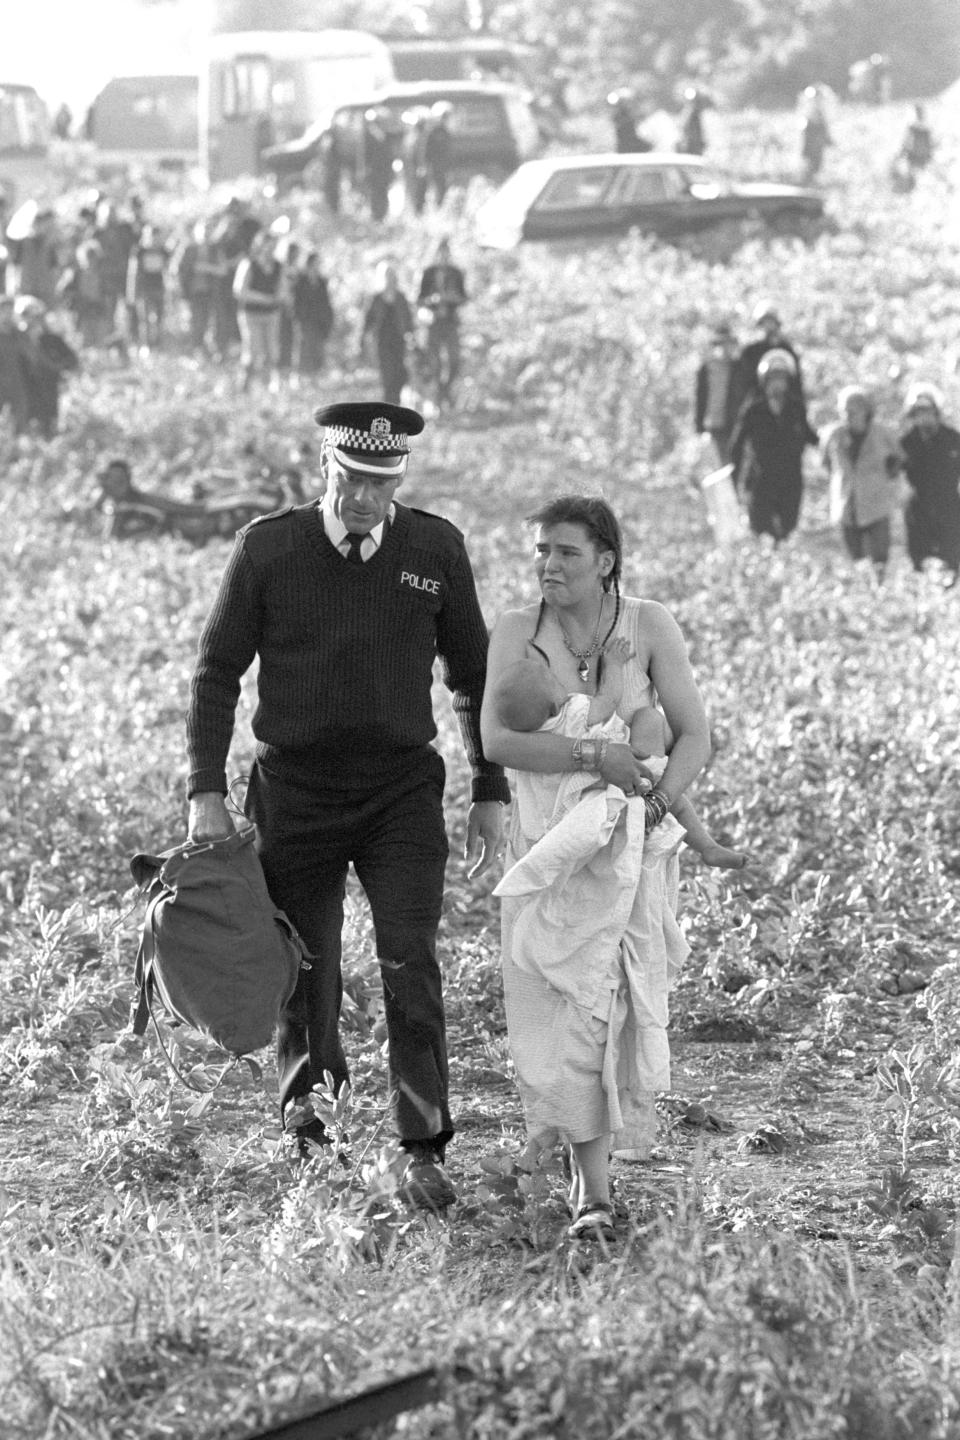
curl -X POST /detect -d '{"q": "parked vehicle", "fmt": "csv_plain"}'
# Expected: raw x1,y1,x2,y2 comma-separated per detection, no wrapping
200,4,393,181
261,79,540,189
0,82,52,207
86,76,199,171
475,152,825,249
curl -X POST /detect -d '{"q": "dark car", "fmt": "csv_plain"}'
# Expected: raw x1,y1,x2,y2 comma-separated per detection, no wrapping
474,152,825,249
261,79,540,188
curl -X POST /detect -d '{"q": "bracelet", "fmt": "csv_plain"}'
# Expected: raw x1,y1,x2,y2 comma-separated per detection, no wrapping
596,736,609,770
643,786,670,829
572,738,584,770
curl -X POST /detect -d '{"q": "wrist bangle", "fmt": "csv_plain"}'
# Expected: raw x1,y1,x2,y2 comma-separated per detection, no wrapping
572,738,584,770
596,737,609,769
643,786,670,829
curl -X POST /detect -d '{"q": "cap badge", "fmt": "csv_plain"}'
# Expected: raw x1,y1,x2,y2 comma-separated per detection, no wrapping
371,416,391,436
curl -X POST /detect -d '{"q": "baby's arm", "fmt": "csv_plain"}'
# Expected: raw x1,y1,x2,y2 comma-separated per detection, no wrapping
585,636,632,726
629,705,751,868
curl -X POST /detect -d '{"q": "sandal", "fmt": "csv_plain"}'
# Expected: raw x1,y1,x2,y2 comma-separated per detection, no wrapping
567,1201,616,1243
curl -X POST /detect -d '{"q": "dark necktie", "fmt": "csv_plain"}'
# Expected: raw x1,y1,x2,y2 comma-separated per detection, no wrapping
344,532,365,564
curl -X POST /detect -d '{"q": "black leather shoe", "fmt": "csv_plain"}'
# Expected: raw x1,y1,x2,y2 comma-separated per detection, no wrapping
398,1141,457,1210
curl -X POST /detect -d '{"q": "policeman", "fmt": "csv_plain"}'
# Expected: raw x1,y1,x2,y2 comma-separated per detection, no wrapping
186,400,507,1207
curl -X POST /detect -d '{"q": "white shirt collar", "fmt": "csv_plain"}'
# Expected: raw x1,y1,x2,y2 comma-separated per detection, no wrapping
320,498,395,558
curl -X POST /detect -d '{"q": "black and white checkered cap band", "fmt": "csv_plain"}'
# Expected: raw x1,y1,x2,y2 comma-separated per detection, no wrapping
328,443,407,475
324,423,410,453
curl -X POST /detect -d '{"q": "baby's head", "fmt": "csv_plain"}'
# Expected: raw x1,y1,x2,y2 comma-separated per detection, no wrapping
493,659,566,732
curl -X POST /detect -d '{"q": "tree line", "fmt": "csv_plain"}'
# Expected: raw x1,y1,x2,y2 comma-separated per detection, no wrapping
311,0,959,105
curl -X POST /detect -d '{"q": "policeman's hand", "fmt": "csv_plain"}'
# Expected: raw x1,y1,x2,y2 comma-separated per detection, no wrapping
465,801,503,879
188,792,235,843
598,742,656,796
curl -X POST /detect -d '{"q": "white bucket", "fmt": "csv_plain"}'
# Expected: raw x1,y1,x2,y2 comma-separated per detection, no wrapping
701,464,745,546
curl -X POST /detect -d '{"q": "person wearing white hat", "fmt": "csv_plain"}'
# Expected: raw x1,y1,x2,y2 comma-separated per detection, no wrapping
729,348,818,541
738,304,805,398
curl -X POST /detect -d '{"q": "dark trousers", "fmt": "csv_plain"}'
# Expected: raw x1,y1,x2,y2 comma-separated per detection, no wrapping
426,319,461,403
746,482,802,541
245,751,452,1148
905,499,960,577
842,516,890,567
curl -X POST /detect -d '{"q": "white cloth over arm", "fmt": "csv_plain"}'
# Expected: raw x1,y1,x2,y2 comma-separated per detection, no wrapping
495,756,687,1015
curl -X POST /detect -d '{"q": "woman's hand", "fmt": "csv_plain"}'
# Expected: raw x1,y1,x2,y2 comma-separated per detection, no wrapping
598,743,656,795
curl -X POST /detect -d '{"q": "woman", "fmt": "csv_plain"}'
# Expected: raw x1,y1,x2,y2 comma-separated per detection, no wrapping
361,262,413,405
293,251,335,377
729,348,818,542
232,230,282,391
694,317,744,466
126,224,171,352
798,85,831,182
481,496,712,1242
820,385,902,581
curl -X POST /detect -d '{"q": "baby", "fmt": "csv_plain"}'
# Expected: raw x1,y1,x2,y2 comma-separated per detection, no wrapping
491,639,748,868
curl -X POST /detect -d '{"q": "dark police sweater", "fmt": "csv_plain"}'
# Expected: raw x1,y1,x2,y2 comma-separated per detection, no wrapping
186,501,509,803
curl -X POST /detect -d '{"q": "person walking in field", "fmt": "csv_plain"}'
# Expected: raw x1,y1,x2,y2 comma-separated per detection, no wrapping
0,296,31,434
275,239,302,379
423,103,454,207
6,207,61,308
15,295,79,438
185,400,506,1208
416,237,467,411
232,230,281,391
126,224,171,352
729,348,818,543
820,385,902,582
694,318,745,466
677,87,709,155
737,303,807,411
362,109,395,223
361,263,414,405
481,494,714,1243
798,86,832,182
892,104,935,192
292,251,334,378
173,220,220,356
899,382,960,586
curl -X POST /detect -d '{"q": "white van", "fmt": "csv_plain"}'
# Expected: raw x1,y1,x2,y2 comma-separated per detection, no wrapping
201,23,393,181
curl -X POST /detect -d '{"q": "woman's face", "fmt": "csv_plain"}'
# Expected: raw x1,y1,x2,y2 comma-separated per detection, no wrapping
763,372,789,404
535,523,613,606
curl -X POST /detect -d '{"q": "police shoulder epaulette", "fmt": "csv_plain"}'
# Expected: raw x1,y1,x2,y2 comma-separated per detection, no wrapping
242,505,295,531
407,505,463,538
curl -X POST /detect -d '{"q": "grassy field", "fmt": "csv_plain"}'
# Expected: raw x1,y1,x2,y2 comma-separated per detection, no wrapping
2,95,960,1438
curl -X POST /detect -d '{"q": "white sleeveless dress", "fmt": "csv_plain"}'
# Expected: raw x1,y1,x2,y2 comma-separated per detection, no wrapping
499,597,689,1159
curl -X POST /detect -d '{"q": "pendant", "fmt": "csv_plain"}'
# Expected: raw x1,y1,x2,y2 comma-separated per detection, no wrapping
577,658,590,683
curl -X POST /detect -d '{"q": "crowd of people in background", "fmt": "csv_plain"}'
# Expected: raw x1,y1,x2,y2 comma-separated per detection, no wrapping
0,76,954,583
0,182,470,431
694,305,960,585
606,75,936,193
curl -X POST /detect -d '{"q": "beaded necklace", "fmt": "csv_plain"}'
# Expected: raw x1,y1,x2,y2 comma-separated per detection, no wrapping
556,595,605,684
